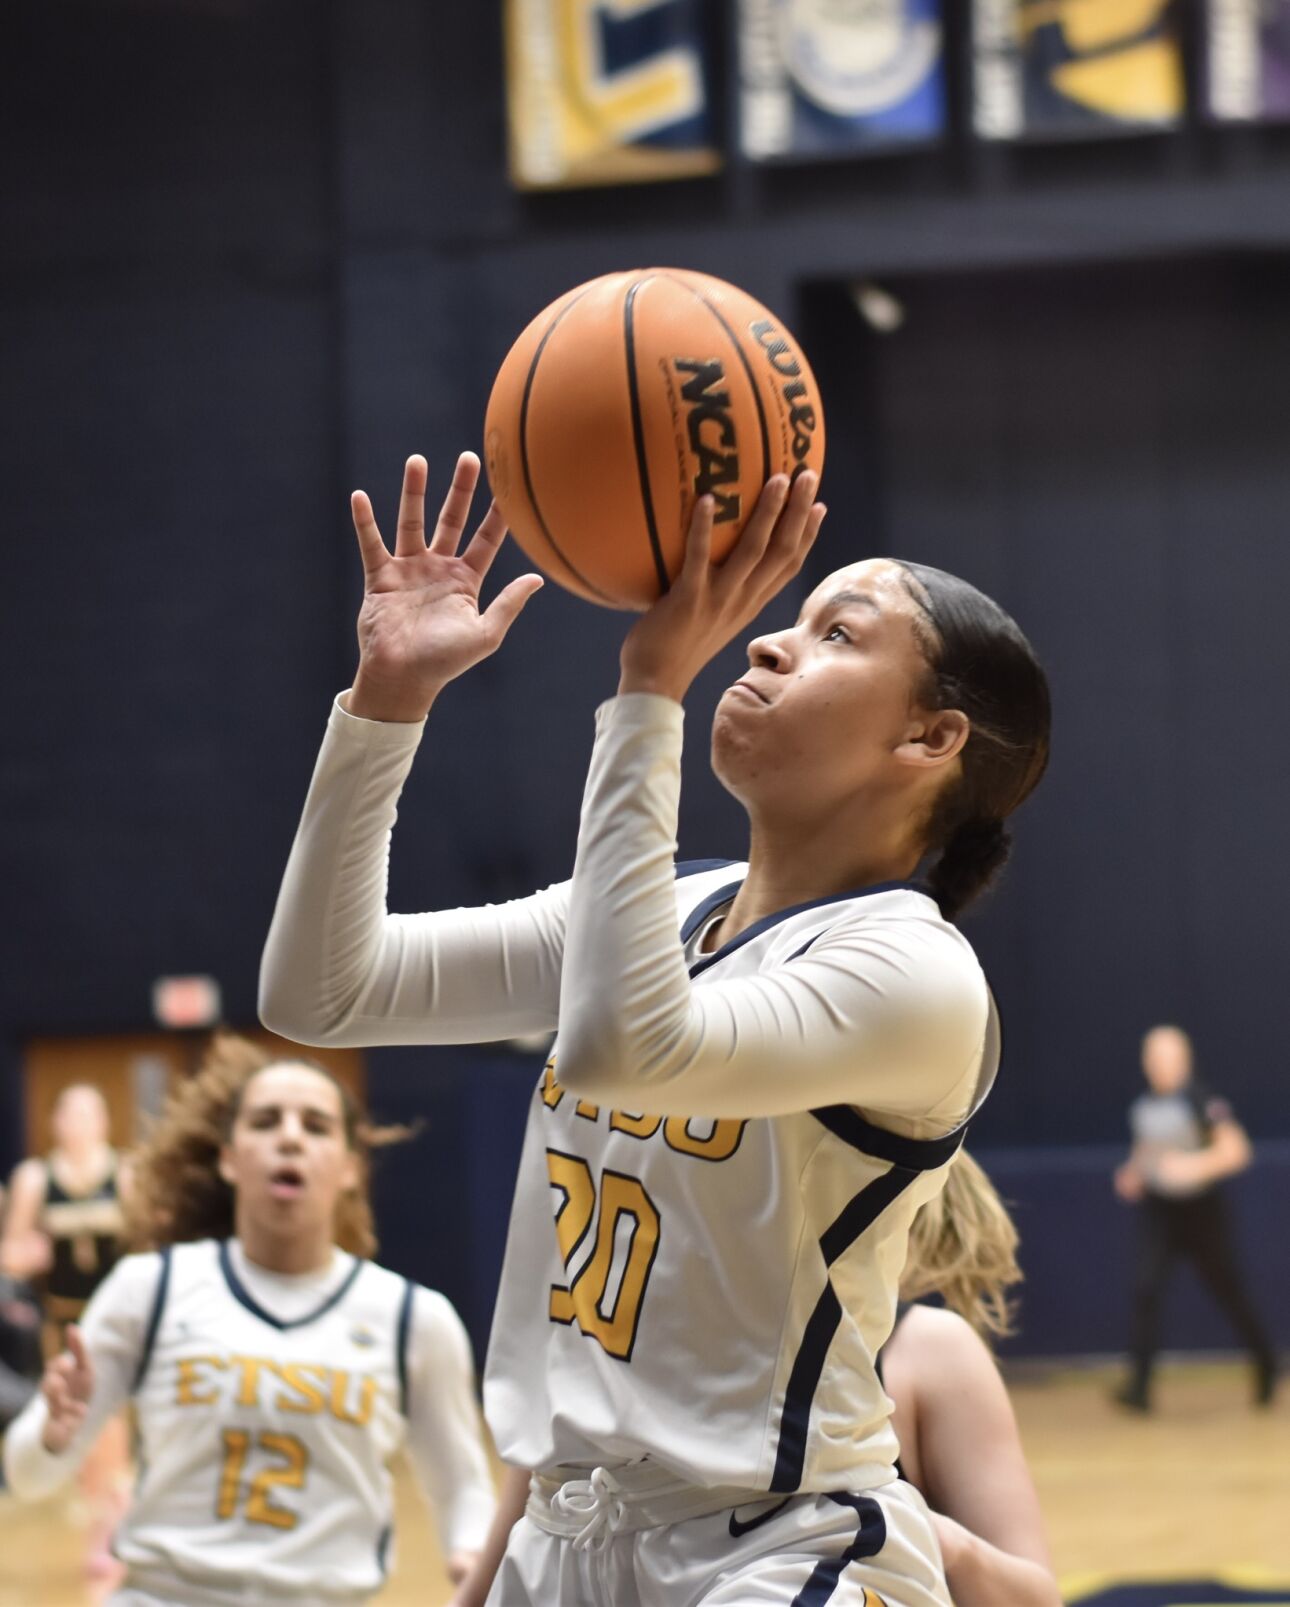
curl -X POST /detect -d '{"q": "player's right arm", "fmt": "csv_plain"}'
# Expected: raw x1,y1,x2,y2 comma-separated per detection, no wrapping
0,1158,51,1280
901,1308,1061,1607
259,452,565,1049
2,1254,157,1499
448,1464,530,1607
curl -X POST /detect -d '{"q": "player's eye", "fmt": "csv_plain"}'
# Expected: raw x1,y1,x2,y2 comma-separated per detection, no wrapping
823,623,852,643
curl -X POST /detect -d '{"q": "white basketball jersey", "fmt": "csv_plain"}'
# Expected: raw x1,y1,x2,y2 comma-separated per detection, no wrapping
484,864,998,1495
120,1239,413,1598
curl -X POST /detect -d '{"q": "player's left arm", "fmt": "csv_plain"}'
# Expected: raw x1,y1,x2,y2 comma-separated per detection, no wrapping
1156,1110,1252,1191
402,1288,497,1583
907,1309,1061,1607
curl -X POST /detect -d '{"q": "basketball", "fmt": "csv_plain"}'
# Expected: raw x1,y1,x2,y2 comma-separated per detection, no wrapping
483,268,826,610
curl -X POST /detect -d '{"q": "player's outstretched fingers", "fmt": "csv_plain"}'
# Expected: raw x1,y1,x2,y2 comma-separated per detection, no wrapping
65,1323,91,1387
676,495,715,591
394,454,429,557
429,451,482,557
461,500,510,578
480,574,544,646
351,490,390,578
714,476,789,592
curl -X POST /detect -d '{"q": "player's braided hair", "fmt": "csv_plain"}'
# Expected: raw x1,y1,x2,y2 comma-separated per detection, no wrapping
897,562,1051,920
124,1031,410,1258
899,1150,1022,1338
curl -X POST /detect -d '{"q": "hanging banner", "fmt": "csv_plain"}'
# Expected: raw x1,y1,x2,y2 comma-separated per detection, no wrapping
505,0,720,189
739,0,947,159
1206,0,1290,121
973,0,1186,141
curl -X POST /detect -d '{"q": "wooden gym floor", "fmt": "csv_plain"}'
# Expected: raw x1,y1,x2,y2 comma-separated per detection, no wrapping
1,1360,1285,1605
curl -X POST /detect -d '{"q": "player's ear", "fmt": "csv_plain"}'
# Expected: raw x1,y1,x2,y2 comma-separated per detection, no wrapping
217,1145,238,1188
894,707,969,769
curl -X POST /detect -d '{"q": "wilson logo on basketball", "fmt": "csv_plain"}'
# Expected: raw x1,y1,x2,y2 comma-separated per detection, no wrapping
750,319,819,465
674,357,741,524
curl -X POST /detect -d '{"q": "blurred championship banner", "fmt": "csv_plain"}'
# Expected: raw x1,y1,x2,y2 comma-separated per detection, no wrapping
505,0,720,189
1206,0,1290,121
738,0,947,158
973,0,1186,141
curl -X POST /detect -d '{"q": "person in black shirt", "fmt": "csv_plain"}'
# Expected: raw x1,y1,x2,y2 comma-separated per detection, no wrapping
1113,1024,1277,1411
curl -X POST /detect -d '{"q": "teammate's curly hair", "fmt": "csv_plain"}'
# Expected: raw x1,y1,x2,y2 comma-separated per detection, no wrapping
899,1149,1022,1339
124,1031,409,1259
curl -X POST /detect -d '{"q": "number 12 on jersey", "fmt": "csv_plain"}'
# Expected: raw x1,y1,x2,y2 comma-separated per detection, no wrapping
545,1150,660,1362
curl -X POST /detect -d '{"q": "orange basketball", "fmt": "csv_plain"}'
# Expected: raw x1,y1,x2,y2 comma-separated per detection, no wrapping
483,268,826,610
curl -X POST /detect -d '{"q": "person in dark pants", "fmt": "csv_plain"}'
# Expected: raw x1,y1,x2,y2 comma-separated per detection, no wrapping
1113,1024,1277,1411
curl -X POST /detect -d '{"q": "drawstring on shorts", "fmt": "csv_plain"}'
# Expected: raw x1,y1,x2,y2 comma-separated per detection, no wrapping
549,1465,628,1552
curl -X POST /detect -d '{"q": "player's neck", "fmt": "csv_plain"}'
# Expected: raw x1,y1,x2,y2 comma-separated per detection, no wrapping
718,814,922,948
50,1142,112,1191
234,1221,337,1277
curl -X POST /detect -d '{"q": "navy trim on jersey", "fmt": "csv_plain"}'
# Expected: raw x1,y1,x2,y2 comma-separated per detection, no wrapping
789,1493,887,1604
395,1278,415,1416
684,878,932,977
770,1166,919,1492
675,858,738,880
131,1246,172,1393
811,1104,968,1173
217,1240,365,1331
376,1523,392,1579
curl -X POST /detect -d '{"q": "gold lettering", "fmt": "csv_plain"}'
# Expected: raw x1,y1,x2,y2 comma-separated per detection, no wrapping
176,1355,226,1407
272,1362,328,1416
329,1370,377,1427
663,1116,746,1162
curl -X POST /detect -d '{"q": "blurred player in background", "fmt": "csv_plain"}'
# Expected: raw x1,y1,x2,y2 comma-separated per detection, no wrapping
0,1082,130,1580
4,1032,495,1605
261,453,1051,1606
451,1152,1061,1607
1113,1023,1277,1411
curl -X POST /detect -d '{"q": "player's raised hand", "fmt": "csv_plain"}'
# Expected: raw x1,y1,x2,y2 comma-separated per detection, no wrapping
618,470,825,704
40,1324,94,1454
348,452,544,723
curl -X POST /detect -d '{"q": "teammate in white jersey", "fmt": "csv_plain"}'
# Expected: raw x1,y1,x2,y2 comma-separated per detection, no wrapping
260,452,1051,1606
4,1033,496,1605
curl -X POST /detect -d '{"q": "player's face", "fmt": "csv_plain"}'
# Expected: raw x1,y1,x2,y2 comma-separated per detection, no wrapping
51,1085,110,1151
219,1064,359,1236
711,559,962,817
1141,1028,1191,1093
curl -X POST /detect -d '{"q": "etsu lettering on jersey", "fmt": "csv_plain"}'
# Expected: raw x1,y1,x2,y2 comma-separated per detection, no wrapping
540,1060,746,1161
174,1354,380,1426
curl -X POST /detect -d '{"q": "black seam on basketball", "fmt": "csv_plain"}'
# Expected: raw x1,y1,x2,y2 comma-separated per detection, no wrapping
658,271,773,485
519,288,620,607
623,277,671,597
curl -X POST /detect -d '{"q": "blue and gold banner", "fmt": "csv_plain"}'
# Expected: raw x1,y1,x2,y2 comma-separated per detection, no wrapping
973,1,1186,140
738,0,947,159
1206,0,1290,121
505,0,719,189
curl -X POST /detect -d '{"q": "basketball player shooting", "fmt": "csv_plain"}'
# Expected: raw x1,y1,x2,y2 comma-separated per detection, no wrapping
260,451,1051,1607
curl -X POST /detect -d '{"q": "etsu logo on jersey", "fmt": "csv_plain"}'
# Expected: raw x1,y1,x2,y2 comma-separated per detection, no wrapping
175,1354,380,1426
349,1325,378,1349
674,358,741,525
541,1062,746,1161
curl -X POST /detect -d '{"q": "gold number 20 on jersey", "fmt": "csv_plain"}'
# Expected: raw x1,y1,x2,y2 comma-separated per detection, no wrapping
545,1150,661,1361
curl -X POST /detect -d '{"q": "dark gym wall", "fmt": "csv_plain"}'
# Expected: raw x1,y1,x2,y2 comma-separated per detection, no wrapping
5,2,1290,1352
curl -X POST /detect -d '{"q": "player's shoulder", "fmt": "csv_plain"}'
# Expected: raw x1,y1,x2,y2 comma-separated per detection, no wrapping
9,1155,49,1193
890,1303,998,1391
821,886,989,1001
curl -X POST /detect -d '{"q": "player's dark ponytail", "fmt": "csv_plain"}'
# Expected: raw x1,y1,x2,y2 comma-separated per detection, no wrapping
897,563,1051,920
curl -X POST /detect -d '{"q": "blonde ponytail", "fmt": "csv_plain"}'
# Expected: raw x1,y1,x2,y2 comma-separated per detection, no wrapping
900,1150,1022,1338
